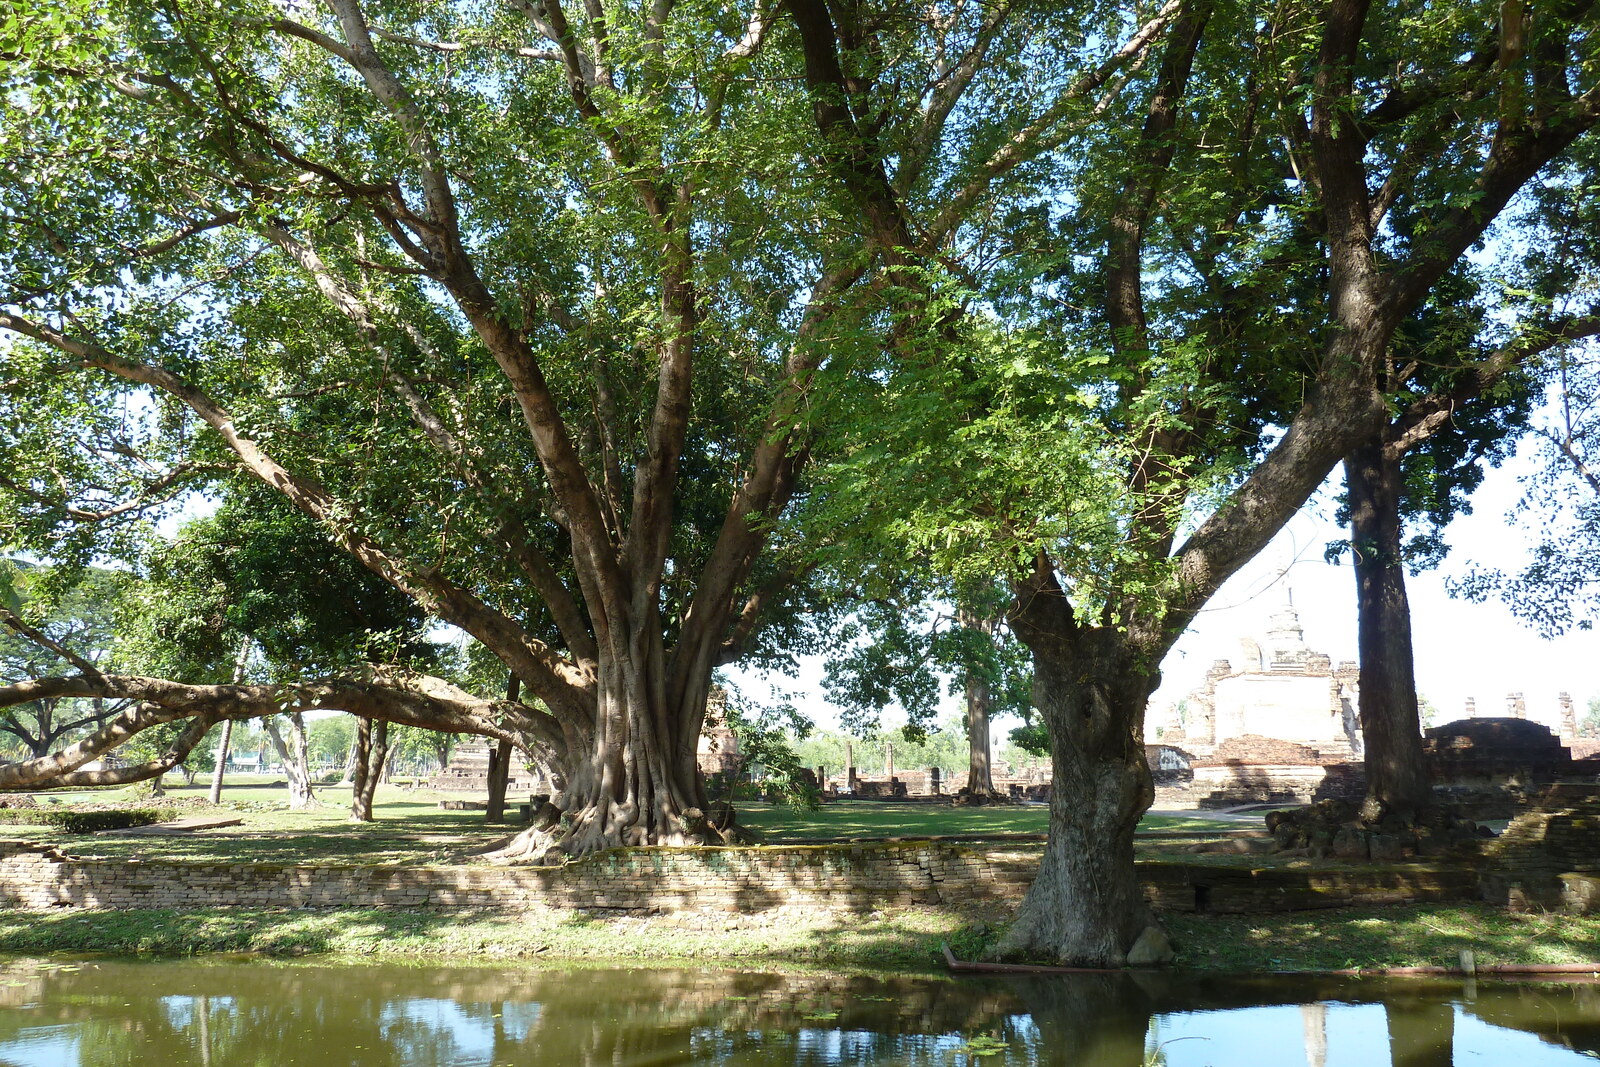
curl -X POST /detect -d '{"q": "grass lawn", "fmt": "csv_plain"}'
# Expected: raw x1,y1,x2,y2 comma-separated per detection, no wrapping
2,783,1582,975
0,900,1590,974
1163,905,1600,972
738,800,1243,842
0,784,1251,865
0,780,514,865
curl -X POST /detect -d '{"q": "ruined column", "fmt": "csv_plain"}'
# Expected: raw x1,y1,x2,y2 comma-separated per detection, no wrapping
1561,693,1579,741
1465,696,1477,718
884,740,895,779
929,766,941,795
1508,692,1527,719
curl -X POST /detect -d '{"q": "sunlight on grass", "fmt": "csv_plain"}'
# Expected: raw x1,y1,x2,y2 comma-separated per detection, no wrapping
0,779,512,866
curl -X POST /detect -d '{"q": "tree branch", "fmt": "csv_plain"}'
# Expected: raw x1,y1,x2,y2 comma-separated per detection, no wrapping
1386,313,1600,460
919,0,1184,250
0,312,594,718
0,669,566,789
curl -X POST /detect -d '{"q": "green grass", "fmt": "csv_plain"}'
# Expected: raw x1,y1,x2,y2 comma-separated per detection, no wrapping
738,801,1241,842
0,781,514,866
0,787,1247,865
0,904,984,972
0,784,1585,975
1163,905,1600,972
1,901,1594,975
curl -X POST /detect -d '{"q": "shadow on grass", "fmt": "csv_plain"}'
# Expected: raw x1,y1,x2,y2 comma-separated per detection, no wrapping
0,906,485,958
738,800,1241,844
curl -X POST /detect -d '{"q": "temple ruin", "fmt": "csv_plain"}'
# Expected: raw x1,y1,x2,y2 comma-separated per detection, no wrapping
1160,591,1362,760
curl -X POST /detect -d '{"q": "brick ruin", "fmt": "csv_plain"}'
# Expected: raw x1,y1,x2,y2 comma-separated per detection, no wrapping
429,741,547,793
1160,591,1362,760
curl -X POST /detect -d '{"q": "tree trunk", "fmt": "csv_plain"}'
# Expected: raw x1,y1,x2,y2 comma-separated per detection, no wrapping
263,713,318,809
207,718,232,804
487,674,517,823
350,719,387,821
995,627,1162,966
964,668,997,796
486,648,718,861
350,717,373,821
209,642,247,805
1346,439,1430,823
341,726,359,785
486,739,513,823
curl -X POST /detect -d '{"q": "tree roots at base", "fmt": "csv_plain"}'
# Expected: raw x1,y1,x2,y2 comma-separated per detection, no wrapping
472,801,749,865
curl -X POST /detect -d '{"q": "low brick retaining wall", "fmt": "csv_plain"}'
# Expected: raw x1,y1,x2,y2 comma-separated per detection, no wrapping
1141,861,1479,912
0,839,1037,913
0,838,1483,916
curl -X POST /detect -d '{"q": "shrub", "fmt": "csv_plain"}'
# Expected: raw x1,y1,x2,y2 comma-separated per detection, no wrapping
0,807,170,833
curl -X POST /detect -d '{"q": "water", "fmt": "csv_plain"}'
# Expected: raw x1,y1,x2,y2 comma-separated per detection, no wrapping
0,957,1596,1065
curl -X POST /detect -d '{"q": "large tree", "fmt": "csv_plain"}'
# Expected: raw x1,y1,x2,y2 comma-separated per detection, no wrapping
0,0,1175,856
804,0,1600,965
1346,129,1600,822
1341,293,1597,822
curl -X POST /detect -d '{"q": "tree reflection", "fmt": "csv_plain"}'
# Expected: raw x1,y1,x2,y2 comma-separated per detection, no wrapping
3,961,1600,1066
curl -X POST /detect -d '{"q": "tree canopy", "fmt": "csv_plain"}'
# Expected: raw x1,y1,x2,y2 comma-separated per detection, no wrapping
2,0,1598,965
0,0,1184,856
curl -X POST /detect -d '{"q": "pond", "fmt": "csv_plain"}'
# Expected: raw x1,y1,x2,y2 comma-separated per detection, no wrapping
0,957,1596,1065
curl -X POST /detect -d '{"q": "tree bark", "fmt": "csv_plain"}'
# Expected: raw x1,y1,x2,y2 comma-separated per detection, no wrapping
263,713,318,809
997,618,1161,966
209,641,248,805
341,726,359,785
357,719,388,818
487,674,518,823
350,716,373,821
486,648,717,861
964,668,996,796
1345,438,1430,823
486,739,513,824
207,718,232,804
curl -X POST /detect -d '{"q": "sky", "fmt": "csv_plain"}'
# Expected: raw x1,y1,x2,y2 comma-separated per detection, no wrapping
725,408,1598,739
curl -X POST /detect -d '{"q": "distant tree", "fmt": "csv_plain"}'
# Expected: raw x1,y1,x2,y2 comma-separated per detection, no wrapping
1455,346,1600,634
1582,697,1600,740
306,716,357,769
386,724,457,777
0,562,128,758
113,483,447,812
1416,695,1442,730
822,579,1030,799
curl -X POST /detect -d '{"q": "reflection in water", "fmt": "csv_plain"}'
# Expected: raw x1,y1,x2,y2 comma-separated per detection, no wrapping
1303,1002,1328,1067
0,958,1598,1065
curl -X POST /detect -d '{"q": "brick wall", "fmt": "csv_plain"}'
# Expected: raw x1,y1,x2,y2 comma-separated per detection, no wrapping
0,839,1480,916
0,840,1039,914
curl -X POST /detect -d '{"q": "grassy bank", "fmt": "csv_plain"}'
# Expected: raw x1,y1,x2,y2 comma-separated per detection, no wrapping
10,784,1572,976
4,902,1596,975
